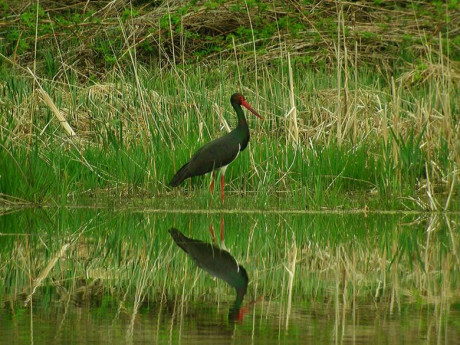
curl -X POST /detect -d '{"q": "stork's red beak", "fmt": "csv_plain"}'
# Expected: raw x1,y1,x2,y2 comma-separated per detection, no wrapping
241,100,264,120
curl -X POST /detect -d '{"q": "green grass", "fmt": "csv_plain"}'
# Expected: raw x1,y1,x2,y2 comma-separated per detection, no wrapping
0,60,457,210
0,1,458,210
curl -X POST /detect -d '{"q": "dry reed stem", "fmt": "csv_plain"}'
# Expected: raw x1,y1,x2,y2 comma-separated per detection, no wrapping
232,36,243,90
126,256,152,344
24,242,71,306
444,168,457,211
214,103,231,133
286,53,299,147
26,67,77,138
118,17,151,138
284,239,297,330
425,163,439,211
21,221,93,307
37,89,77,137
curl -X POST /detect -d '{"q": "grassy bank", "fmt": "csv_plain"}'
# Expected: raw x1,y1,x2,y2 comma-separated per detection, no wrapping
0,1,458,210
1,61,458,210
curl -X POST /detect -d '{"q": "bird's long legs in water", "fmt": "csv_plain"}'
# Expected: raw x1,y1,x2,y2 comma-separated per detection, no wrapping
220,174,225,204
209,216,225,249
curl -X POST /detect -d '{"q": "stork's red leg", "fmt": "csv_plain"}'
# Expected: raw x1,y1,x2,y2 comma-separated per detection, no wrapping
220,174,225,203
210,171,216,195
209,223,216,244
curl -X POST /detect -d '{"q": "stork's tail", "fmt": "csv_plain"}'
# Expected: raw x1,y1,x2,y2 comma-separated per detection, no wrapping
169,228,191,253
169,162,191,187
169,228,186,242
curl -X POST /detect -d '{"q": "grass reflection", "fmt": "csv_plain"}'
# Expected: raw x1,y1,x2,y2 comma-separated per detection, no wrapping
0,209,458,343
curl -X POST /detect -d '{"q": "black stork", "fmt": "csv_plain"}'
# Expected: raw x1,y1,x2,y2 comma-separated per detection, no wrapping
169,93,264,203
169,228,249,321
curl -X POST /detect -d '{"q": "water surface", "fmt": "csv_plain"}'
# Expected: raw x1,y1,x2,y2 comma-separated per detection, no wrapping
0,208,458,344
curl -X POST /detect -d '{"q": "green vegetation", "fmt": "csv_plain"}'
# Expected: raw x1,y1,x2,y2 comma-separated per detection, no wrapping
0,0,458,210
0,4,458,342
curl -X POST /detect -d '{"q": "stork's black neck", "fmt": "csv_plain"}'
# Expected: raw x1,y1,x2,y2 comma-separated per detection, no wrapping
231,101,250,150
232,101,248,126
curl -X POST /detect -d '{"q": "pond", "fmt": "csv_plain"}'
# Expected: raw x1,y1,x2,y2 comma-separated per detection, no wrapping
0,208,459,344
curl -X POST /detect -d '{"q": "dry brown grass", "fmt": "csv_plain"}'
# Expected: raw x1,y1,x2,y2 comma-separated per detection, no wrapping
2,1,458,75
